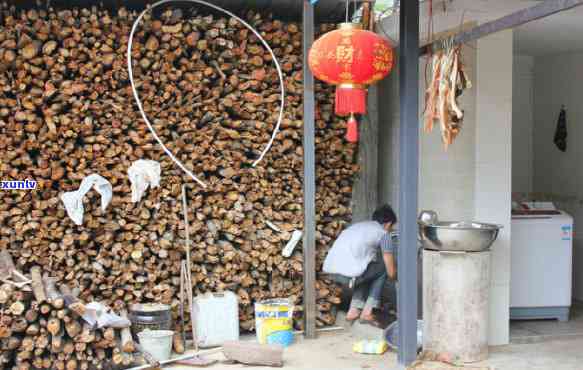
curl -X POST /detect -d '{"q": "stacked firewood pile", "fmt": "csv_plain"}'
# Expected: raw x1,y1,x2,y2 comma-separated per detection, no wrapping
0,3,357,332
0,257,137,370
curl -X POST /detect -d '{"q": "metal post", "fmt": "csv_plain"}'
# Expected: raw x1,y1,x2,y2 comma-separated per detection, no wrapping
420,0,583,55
302,0,317,339
398,0,419,366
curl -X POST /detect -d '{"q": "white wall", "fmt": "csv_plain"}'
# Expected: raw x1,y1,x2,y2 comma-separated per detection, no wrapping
533,52,583,224
533,52,583,301
475,30,513,346
512,55,534,194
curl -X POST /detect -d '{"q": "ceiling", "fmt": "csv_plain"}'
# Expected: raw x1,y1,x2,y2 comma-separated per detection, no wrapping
514,5,583,56
9,0,356,22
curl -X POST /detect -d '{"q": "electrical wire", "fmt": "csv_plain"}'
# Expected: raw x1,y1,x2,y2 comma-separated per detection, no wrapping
127,0,286,188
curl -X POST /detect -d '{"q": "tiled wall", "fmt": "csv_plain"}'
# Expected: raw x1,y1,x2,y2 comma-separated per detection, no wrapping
418,43,477,221
377,43,477,221
475,30,513,345
376,31,513,345
512,55,534,193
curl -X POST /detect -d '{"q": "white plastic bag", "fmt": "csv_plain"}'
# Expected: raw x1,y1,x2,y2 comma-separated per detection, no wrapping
128,160,161,203
82,302,131,329
61,174,112,226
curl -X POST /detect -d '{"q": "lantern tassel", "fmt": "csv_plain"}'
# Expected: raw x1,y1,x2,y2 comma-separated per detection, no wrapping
346,114,359,143
335,86,367,116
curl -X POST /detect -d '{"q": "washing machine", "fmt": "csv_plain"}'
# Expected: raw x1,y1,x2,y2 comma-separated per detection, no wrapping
510,204,573,321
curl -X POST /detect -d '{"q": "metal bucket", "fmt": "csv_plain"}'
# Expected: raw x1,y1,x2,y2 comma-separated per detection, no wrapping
384,320,423,351
129,303,172,340
137,330,173,361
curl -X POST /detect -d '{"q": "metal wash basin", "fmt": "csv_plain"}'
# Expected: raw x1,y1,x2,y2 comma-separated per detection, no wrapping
418,211,502,252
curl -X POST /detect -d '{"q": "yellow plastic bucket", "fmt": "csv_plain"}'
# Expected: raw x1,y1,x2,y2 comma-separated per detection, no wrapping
254,298,294,347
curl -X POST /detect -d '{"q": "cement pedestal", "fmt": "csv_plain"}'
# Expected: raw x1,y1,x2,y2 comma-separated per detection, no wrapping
422,249,490,363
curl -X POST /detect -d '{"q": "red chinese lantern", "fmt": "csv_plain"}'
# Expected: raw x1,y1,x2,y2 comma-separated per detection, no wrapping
308,23,394,142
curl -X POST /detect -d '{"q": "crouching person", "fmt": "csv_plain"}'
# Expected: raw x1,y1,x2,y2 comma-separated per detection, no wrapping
323,204,398,327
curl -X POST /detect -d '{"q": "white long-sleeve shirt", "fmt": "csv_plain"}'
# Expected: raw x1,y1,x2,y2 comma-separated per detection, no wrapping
323,221,387,278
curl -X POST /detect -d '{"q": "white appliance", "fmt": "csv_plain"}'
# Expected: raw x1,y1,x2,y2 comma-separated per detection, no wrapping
572,241,583,302
510,205,573,322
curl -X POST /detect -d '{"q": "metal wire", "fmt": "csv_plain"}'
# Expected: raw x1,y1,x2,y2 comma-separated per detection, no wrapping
127,0,286,188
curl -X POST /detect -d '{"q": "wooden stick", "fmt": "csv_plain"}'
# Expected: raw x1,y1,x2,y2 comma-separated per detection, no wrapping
124,348,222,370
181,185,197,351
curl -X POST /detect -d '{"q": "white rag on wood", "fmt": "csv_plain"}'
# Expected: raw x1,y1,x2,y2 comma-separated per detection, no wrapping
82,302,131,329
61,174,112,226
128,160,161,203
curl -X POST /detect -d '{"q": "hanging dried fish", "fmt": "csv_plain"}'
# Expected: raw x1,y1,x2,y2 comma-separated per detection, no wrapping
423,45,472,149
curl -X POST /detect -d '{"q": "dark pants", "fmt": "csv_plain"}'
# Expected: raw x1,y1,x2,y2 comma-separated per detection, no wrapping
333,259,388,311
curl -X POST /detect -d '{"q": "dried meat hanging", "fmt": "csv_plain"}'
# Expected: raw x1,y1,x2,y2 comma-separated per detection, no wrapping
308,23,394,143
423,41,472,149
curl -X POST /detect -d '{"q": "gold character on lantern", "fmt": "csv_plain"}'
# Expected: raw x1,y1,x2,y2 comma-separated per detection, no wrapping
336,45,355,64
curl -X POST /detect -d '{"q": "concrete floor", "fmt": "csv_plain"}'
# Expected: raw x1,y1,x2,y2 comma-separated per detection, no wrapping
167,331,396,370
165,331,583,370
164,305,583,370
483,336,583,370
510,303,583,344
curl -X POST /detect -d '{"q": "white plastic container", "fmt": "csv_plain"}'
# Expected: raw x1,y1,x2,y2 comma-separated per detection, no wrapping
193,291,239,347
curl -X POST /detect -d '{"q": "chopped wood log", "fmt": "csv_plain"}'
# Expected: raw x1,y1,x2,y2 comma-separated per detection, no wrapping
60,285,86,316
0,3,353,338
39,303,52,315
24,308,38,323
0,283,13,304
223,341,284,367
44,277,65,309
78,323,95,343
25,323,40,336
63,339,75,355
0,324,11,338
173,330,185,354
0,250,16,279
30,266,46,302
12,317,28,333
21,336,35,352
51,331,64,353
66,358,77,370
120,310,135,353
7,336,21,350
65,320,82,339
9,301,25,316
48,317,62,336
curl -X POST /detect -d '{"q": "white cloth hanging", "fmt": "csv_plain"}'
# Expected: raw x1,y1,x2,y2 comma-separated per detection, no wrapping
61,174,112,226
127,160,161,203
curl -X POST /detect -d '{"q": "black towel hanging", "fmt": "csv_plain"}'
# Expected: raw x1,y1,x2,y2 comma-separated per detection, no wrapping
554,106,567,152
